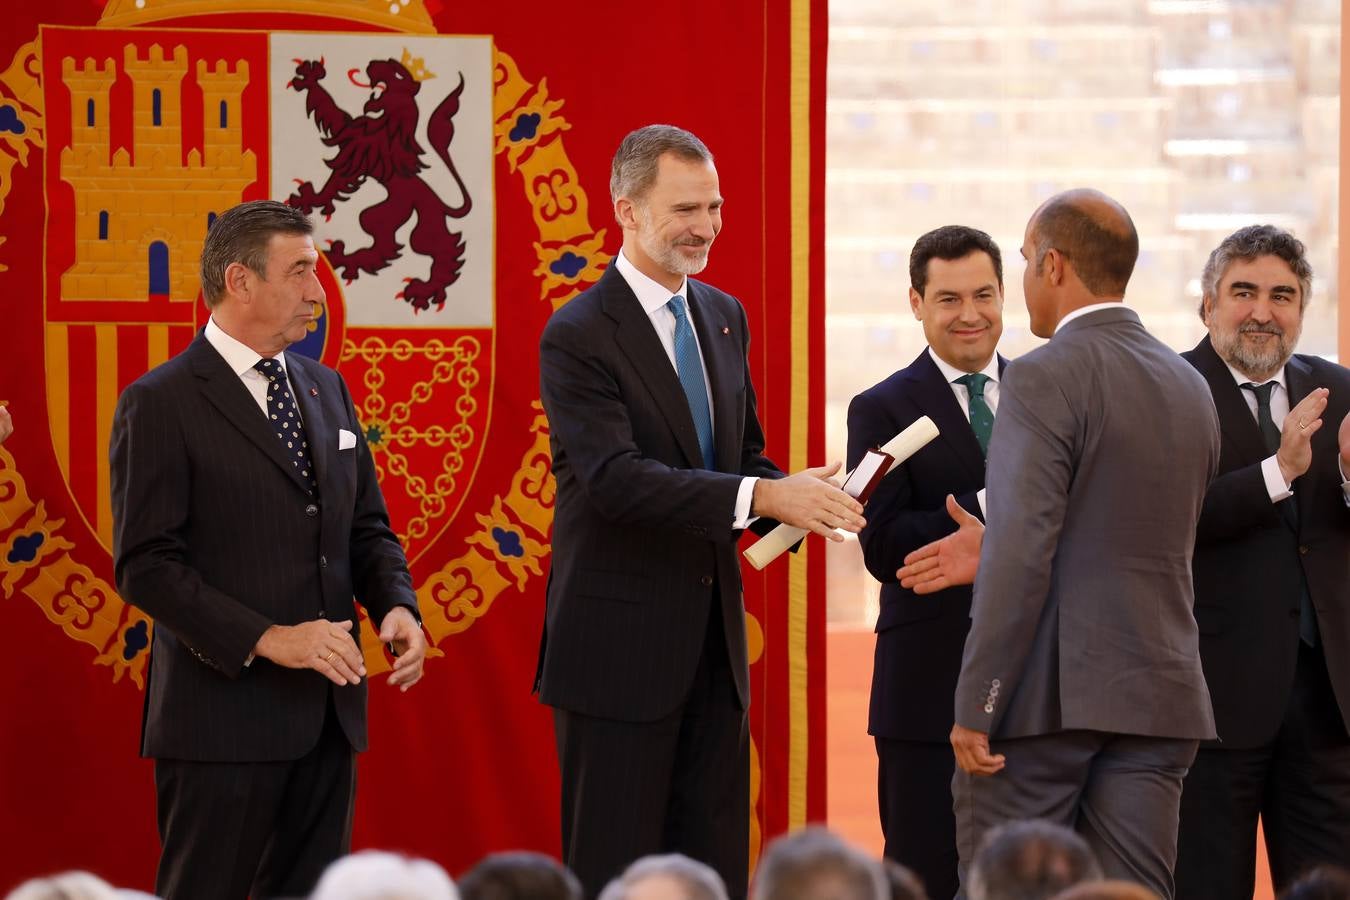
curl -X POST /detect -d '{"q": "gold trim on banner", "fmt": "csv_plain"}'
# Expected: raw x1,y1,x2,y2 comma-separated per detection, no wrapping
787,0,812,830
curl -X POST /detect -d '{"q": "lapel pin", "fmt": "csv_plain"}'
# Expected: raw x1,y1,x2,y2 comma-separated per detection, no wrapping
721,326,730,335
310,387,319,397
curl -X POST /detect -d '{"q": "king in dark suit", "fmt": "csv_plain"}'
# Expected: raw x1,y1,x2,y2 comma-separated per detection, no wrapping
846,224,1007,900
536,125,865,898
110,201,427,900
1175,225,1350,898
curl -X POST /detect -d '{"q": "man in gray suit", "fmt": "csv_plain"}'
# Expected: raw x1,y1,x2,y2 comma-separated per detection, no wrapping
899,190,1220,899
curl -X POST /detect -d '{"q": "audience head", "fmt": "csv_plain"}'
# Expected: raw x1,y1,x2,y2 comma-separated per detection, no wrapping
457,851,582,900
310,850,458,900
880,858,930,900
4,872,124,900
597,854,728,900
967,819,1102,900
750,826,887,900
1020,189,1138,337
1279,865,1350,900
1199,223,1311,383
1051,880,1159,900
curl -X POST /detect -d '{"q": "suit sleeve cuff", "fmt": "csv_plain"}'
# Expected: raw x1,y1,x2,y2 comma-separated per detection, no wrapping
733,477,758,529
1261,454,1294,503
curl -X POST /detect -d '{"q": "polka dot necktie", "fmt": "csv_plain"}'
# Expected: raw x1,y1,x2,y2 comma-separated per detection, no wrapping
254,357,315,492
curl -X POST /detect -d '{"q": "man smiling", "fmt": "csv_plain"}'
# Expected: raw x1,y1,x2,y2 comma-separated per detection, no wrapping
845,224,1007,900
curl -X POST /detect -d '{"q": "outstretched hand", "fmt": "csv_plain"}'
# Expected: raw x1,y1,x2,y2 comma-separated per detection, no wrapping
896,494,983,593
751,462,866,542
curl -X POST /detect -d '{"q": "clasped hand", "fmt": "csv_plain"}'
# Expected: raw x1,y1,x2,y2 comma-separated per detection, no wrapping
751,462,866,541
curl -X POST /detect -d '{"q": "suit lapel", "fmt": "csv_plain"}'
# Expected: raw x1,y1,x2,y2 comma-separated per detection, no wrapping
688,281,739,473
189,333,315,495
911,350,987,482
286,355,334,492
602,268,706,470
1191,336,1269,467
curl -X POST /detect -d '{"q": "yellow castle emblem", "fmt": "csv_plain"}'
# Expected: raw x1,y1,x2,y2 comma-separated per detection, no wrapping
59,43,257,304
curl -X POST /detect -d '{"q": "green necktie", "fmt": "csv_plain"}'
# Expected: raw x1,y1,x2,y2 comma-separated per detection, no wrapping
956,373,994,457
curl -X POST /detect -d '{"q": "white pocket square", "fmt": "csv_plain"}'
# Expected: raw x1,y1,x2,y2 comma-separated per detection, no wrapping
338,428,357,451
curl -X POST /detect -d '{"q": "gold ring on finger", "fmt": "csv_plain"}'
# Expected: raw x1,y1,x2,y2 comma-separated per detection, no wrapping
325,650,336,663
1299,420,1308,430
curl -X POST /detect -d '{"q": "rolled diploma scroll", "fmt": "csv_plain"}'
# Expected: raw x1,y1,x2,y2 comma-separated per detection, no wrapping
741,415,940,571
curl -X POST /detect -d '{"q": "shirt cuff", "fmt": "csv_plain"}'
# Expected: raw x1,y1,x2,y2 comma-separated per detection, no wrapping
1261,454,1294,503
976,488,987,519
1340,456,1349,507
733,477,758,529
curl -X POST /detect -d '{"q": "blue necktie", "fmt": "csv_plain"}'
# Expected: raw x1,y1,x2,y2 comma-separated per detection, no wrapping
668,295,716,469
255,358,316,493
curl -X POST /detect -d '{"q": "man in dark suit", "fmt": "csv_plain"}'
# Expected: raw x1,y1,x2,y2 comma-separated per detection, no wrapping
899,190,1220,899
846,224,1007,900
536,125,865,898
110,200,427,900
1174,225,1350,898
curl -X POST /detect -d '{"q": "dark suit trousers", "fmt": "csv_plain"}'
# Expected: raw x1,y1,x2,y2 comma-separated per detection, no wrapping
877,738,959,900
154,693,356,900
1176,643,1350,899
554,600,749,899
953,731,1198,900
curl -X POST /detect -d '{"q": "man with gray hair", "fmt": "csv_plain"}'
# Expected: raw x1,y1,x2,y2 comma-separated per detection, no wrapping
751,827,887,900
1174,225,1350,898
110,200,426,899
967,820,1102,900
536,124,864,898
598,854,729,900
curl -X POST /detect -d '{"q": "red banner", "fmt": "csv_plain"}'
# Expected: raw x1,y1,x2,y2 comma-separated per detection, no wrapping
0,1,827,890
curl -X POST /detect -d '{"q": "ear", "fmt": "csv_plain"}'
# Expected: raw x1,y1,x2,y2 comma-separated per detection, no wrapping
223,261,253,303
1044,248,1065,286
614,196,639,231
1200,293,1214,325
909,287,924,320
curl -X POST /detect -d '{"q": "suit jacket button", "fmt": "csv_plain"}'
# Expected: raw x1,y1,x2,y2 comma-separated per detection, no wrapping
984,703,995,714
305,503,319,517
700,575,714,587
1299,546,1309,555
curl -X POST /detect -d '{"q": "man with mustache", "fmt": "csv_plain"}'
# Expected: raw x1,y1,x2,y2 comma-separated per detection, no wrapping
1174,225,1350,898
536,124,865,898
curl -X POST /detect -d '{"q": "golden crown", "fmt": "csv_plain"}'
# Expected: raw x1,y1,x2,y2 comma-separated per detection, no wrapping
400,48,436,82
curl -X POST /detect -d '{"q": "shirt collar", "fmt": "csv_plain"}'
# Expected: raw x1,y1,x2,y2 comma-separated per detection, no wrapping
615,248,688,316
1222,358,1286,393
928,346,999,386
1055,301,1125,333
204,317,288,378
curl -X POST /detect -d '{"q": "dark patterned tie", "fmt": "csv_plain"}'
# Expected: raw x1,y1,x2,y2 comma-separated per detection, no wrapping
1242,381,1317,646
956,373,995,458
255,358,316,493
668,295,716,469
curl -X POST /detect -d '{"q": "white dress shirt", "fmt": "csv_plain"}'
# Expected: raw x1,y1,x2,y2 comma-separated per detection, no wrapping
1055,301,1125,333
613,250,757,526
928,347,1000,517
204,317,299,421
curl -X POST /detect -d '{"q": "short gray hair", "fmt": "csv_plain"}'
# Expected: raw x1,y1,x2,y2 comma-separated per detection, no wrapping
1199,224,1313,320
200,199,313,308
310,850,459,900
597,854,728,900
968,820,1101,900
751,827,887,900
609,125,713,204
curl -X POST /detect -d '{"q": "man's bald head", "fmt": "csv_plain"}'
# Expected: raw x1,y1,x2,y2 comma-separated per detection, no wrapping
1029,189,1139,298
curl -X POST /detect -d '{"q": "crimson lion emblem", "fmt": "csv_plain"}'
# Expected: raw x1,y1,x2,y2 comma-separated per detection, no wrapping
286,57,472,312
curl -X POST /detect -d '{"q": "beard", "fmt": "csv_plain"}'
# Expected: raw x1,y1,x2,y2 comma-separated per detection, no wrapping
636,218,712,277
1212,318,1300,381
